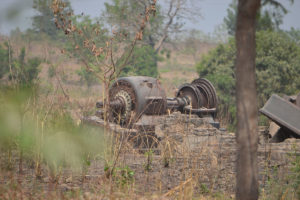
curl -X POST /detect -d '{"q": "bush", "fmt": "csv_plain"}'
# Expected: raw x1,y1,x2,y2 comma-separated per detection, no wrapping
0,45,41,86
12,48,41,85
121,45,158,77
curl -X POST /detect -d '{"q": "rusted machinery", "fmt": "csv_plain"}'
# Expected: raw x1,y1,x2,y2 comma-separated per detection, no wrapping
94,76,218,129
260,92,300,142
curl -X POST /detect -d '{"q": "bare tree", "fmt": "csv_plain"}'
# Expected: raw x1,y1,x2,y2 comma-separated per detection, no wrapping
235,0,261,200
103,0,201,53
154,0,201,52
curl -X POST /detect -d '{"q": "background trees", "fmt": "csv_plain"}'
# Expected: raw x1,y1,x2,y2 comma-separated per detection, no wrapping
196,31,300,128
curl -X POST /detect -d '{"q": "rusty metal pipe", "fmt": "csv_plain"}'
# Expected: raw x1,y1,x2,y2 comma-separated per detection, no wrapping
96,97,125,110
166,97,190,110
183,107,217,114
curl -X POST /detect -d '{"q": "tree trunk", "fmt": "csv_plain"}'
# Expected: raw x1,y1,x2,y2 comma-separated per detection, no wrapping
235,0,261,200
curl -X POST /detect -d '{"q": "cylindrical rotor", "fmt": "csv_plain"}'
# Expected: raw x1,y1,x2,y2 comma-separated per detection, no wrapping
97,76,167,127
176,84,202,110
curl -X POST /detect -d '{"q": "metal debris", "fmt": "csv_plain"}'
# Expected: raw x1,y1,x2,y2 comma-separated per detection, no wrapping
260,93,300,142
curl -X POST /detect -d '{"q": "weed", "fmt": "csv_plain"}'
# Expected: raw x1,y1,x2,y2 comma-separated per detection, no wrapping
116,166,135,186
200,183,210,194
104,163,135,187
144,150,153,171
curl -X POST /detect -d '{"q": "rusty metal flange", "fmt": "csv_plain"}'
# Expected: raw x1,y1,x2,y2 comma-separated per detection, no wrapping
191,78,218,109
109,80,136,126
176,83,203,111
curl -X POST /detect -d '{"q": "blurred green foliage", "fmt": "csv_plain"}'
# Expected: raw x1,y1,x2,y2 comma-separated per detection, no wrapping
0,85,106,173
196,31,300,129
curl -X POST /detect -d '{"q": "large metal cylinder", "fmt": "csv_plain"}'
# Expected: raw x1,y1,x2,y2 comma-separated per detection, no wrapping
104,76,167,126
